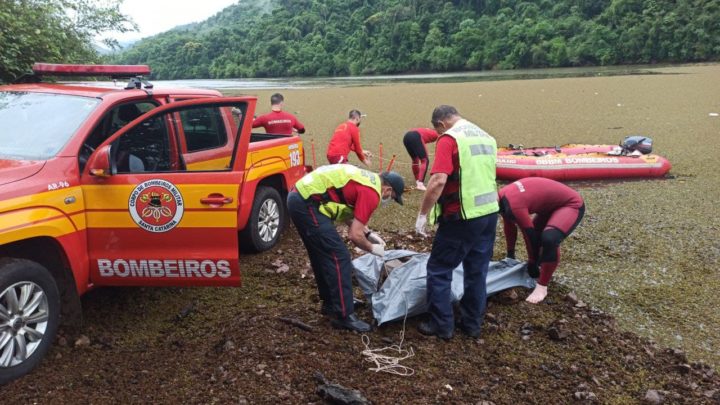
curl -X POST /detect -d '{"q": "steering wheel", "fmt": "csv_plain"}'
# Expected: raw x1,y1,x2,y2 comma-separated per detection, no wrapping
79,142,96,169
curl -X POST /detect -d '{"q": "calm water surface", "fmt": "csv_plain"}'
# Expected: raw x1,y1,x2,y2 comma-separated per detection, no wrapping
68,64,672,91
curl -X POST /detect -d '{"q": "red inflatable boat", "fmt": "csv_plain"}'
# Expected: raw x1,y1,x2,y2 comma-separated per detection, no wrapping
496,142,672,181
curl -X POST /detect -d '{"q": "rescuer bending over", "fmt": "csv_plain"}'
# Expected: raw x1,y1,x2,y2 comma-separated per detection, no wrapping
498,177,585,304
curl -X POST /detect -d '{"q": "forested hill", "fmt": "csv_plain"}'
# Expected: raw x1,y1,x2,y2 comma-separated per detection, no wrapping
111,0,720,79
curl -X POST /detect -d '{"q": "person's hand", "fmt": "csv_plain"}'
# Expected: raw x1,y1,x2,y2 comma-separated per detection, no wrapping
370,244,385,257
415,214,427,236
367,232,386,247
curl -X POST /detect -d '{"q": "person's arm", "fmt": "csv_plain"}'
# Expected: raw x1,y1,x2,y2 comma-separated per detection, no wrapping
251,115,264,128
419,173,447,215
348,219,374,252
511,208,538,263
351,127,369,166
294,117,306,134
502,214,518,258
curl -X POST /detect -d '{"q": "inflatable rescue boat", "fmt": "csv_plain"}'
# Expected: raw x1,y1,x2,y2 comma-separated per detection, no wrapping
496,136,672,181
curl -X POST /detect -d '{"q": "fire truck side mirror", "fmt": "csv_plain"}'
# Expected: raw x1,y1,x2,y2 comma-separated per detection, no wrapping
88,144,112,177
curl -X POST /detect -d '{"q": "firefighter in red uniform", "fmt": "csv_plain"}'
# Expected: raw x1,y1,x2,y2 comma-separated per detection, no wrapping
402,127,439,191
252,93,305,135
287,165,405,332
326,109,371,166
498,177,585,304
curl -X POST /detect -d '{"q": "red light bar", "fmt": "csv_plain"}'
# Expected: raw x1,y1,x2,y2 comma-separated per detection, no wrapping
32,63,151,77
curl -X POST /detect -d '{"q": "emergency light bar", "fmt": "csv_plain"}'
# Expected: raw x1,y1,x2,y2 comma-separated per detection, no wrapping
32,63,151,78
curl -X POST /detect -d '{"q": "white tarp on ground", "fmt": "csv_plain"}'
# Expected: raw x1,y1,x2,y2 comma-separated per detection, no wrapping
353,250,535,325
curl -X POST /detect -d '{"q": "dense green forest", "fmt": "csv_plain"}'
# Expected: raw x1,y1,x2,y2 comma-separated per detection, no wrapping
0,0,134,83
111,0,720,79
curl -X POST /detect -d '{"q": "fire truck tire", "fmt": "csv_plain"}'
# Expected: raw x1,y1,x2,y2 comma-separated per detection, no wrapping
0,258,60,385
240,186,285,253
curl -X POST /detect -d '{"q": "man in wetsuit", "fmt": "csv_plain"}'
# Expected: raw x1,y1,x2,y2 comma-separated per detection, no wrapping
326,109,371,166
287,164,405,332
252,93,305,135
402,128,439,191
498,177,585,304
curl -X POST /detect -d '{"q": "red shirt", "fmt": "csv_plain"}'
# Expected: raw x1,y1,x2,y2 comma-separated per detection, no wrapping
310,181,379,224
412,127,439,144
430,135,460,217
252,110,304,135
327,121,364,161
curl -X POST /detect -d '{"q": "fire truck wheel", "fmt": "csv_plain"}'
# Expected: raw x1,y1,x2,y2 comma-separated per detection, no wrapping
0,258,60,385
240,186,285,252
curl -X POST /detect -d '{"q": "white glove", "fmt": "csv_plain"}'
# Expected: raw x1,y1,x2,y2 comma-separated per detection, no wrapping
415,214,428,236
367,232,386,247
370,244,385,257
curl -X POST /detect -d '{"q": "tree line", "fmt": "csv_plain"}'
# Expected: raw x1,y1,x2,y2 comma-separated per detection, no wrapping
111,0,720,79
2,0,719,82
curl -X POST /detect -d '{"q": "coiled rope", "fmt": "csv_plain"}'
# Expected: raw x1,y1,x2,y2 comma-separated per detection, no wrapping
359,296,415,376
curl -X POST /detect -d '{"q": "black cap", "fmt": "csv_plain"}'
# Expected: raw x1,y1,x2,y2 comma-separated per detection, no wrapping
380,171,405,205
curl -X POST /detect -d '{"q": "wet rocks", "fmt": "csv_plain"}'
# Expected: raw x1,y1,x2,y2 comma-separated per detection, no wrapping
643,389,664,404
74,335,91,348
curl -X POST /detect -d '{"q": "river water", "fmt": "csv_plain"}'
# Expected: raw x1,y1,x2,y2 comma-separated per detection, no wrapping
68,64,669,90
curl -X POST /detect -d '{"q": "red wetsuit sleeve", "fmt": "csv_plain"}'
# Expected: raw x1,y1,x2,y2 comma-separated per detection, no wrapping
294,117,305,133
251,115,265,128
509,206,538,263
350,125,365,161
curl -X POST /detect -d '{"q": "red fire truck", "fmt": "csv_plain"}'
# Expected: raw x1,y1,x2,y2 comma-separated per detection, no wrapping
0,64,306,383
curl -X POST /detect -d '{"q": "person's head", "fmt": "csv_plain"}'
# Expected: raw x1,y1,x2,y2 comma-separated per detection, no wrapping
431,105,461,133
379,171,404,206
348,109,363,126
270,93,284,110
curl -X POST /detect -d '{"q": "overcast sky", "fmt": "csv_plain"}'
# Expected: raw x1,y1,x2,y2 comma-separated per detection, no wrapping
102,0,239,42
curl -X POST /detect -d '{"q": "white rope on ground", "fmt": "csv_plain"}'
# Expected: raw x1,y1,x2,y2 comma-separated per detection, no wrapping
360,294,415,376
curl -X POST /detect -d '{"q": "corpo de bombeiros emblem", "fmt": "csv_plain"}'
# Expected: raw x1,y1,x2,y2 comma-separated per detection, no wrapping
129,179,184,233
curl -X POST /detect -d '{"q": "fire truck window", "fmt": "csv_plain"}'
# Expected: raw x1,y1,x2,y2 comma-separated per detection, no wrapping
179,105,234,172
180,106,227,152
80,102,157,172
114,114,172,173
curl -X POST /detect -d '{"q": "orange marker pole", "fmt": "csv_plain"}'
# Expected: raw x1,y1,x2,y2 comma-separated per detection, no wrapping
386,154,397,171
311,139,317,168
379,143,384,172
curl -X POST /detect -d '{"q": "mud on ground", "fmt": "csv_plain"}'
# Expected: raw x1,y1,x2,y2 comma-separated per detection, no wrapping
4,231,720,403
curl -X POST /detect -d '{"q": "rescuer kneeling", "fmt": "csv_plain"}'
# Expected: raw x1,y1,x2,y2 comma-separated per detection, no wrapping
498,177,585,304
287,164,404,332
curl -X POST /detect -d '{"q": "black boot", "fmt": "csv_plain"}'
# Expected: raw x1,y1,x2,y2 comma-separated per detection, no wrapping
457,321,481,338
331,313,372,333
417,320,453,340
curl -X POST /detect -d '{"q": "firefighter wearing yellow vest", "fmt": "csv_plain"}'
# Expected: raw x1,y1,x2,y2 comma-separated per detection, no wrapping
287,164,405,332
415,105,499,340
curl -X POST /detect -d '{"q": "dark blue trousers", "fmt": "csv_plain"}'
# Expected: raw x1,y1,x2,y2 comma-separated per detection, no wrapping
426,213,497,335
287,191,355,318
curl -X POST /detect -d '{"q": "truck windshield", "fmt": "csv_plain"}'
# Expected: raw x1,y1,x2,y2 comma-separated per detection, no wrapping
0,91,100,160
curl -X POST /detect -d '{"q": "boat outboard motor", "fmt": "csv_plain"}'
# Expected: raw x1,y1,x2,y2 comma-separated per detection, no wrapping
621,136,653,154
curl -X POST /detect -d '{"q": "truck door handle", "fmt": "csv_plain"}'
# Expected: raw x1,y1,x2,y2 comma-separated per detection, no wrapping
201,194,233,206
